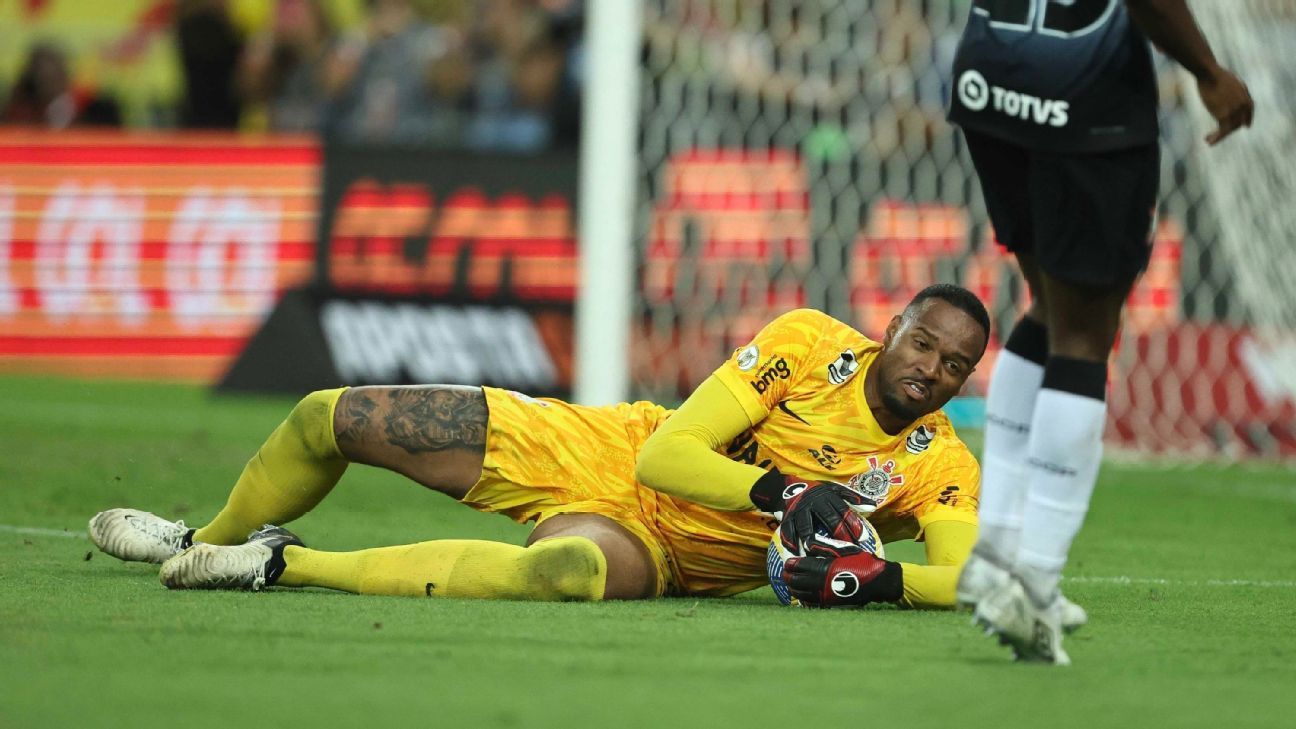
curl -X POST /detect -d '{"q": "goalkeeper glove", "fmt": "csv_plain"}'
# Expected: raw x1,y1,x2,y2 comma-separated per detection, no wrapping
782,539,903,608
748,470,878,554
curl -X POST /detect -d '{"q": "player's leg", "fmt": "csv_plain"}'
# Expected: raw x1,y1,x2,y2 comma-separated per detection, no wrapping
958,253,1056,610
158,387,663,600
163,514,655,601
978,142,1158,662
1013,274,1131,604
961,254,1098,635
525,513,658,599
975,275,1128,665
91,386,487,562
326,385,488,498
89,387,351,562
1014,138,1158,607
971,251,1048,566
195,385,489,543
958,129,1054,597
217,513,657,600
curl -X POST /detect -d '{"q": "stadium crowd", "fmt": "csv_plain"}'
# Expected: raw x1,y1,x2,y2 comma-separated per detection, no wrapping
0,0,583,151
3,0,1236,158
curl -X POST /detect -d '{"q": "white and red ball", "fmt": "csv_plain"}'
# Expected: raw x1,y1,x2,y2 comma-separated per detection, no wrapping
766,520,885,606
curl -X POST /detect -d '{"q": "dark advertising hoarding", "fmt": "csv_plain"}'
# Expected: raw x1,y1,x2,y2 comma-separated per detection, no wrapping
220,146,577,397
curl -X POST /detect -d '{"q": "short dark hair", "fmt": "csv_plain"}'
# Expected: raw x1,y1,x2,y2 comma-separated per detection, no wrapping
904,284,991,347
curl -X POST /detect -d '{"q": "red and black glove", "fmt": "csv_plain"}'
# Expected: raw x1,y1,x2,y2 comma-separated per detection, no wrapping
782,539,903,608
748,470,877,554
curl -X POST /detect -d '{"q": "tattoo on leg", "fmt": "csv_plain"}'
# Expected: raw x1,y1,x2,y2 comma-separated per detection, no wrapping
334,391,378,448
383,387,488,455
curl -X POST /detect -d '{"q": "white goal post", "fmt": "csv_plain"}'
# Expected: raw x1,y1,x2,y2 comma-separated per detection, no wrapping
575,0,643,406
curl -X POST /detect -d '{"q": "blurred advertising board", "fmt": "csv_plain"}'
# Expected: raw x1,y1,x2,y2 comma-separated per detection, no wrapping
218,145,578,396
0,132,318,381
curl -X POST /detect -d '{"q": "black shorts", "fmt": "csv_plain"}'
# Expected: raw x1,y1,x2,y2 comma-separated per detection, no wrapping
964,129,1160,287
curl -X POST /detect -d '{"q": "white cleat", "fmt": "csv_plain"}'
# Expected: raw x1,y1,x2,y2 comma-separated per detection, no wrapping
956,549,1009,609
89,508,194,564
958,550,1088,633
1058,595,1088,633
159,525,303,592
974,578,1071,666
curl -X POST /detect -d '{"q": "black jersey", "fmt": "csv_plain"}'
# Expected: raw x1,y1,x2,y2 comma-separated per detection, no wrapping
948,0,1159,153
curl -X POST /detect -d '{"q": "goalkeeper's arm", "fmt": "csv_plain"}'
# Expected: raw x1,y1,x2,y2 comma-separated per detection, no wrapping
633,374,771,511
896,520,976,609
635,375,877,548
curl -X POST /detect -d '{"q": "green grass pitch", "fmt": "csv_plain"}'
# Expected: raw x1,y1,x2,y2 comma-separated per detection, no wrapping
2,375,1294,728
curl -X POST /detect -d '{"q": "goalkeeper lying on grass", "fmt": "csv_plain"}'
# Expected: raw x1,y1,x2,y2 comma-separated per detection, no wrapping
91,284,1074,617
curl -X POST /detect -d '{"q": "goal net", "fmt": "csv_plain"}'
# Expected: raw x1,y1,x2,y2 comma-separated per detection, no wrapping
629,0,1296,460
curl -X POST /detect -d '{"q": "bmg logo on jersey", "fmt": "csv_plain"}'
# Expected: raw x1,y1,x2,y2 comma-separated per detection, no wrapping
957,69,1070,127
749,357,791,394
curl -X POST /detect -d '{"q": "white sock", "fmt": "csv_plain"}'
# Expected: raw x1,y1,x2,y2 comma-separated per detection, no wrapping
1015,388,1106,604
976,350,1045,565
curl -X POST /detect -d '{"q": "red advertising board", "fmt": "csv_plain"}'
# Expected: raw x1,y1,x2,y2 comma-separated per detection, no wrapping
0,132,318,380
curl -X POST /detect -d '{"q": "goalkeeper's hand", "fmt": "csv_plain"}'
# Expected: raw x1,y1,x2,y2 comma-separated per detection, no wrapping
782,539,903,608
748,470,878,554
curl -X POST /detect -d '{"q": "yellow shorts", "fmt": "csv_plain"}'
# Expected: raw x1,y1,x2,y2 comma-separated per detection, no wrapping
462,387,773,597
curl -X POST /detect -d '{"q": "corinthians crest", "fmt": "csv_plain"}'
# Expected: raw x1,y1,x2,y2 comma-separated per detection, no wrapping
847,456,904,503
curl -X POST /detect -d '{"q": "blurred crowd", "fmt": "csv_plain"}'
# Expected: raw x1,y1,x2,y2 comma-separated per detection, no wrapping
7,0,1277,157
0,0,583,151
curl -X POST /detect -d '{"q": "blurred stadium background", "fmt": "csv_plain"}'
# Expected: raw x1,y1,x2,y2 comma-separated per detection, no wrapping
1,0,1294,454
2,2,1295,726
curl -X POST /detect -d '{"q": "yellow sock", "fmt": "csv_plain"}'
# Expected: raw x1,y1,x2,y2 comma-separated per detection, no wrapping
194,389,348,545
278,537,608,601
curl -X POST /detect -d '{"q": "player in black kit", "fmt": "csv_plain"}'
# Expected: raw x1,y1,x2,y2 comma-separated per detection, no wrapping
947,0,1253,665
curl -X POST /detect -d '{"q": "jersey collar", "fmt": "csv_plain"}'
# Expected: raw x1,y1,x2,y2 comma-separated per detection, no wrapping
853,347,904,444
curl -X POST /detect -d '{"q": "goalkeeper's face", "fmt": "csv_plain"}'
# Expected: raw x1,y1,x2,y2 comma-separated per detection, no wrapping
876,300,986,423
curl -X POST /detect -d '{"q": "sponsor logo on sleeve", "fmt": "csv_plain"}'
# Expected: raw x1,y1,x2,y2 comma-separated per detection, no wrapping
726,429,772,470
827,350,860,385
846,456,905,503
736,345,760,371
808,444,842,470
749,357,791,394
937,485,960,507
905,424,936,455
957,69,1070,127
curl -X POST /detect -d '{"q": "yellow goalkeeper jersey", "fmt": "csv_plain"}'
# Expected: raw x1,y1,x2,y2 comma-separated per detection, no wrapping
705,308,980,543
466,308,979,598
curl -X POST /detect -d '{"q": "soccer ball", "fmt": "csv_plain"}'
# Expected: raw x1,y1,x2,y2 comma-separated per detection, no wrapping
766,520,885,606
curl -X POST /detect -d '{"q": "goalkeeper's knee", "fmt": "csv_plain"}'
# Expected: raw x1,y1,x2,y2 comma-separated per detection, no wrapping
283,388,346,461
510,537,609,602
